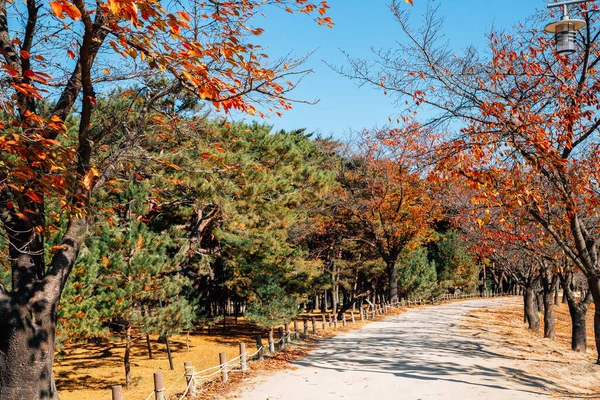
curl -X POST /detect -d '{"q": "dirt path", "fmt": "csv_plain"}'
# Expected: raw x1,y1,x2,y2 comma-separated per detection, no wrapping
229,298,572,400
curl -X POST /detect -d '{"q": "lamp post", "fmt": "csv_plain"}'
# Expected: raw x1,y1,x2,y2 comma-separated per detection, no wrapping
544,0,593,55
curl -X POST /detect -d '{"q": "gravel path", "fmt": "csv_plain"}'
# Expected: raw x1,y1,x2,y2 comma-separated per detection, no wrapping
231,299,559,400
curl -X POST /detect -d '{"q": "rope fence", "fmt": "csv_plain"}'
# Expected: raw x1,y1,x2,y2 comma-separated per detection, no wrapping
109,290,514,399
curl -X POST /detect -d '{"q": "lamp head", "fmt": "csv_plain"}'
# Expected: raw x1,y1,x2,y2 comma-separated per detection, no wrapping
545,15,586,55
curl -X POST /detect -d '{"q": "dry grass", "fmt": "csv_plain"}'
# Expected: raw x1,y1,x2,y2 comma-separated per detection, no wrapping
462,298,600,398
54,308,403,400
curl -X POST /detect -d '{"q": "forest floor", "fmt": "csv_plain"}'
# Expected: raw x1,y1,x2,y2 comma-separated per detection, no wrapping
54,309,396,400
227,298,600,400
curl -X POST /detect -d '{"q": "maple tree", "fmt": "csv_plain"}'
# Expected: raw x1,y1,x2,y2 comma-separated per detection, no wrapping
0,0,336,396
333,125,441,304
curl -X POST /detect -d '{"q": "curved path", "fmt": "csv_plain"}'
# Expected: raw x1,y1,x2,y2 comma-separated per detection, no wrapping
232,299,559,400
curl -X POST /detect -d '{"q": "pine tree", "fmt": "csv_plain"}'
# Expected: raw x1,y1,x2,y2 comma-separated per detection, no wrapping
60,179,195,388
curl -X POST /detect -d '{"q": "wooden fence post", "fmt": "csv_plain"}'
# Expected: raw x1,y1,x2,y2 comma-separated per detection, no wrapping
153,372,164,400
278,326,285,346
219,352,228,383
111,385,122,400
268,330,275,353
184,361,196,396
328,314,333,328
254,334,264,361
284,323,290,343
322,315,326,330
351,311,355,324
342,313,347,327
293,320,299,339
360,309,364,321
311,316,317,333
303,319,309,337
333,315,338,329
239,343,248,372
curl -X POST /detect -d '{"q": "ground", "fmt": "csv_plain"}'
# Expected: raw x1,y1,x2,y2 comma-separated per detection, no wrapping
54,298,600,399
226,298,600,400
54,313,380,399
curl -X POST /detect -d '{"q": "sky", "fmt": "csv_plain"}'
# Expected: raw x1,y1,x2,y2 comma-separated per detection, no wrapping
231,0,553,138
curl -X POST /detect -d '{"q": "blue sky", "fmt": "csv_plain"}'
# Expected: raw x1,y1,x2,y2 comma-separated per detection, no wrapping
232,0,552,138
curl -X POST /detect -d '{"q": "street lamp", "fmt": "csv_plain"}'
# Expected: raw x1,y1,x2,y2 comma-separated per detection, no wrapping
544,0,592,55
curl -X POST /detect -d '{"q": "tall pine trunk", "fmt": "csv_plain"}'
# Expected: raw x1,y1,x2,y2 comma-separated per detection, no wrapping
124,326,132,389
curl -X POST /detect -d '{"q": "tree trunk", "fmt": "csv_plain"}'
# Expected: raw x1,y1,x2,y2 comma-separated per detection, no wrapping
124,326,132,389
145,333,153,359
0,297,59,400
524,286,540,332
568,302,589,352
523,289,528,324
165,335,174,370
541,270,557,340
387,260,398,304
542,287,555,339
586,276,600,364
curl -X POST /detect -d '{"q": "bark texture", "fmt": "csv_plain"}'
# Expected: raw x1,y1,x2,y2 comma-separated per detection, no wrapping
524,286,540,332
0,293,59,400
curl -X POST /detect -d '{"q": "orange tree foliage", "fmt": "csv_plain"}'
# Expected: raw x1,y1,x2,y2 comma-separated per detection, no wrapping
334,124,441,303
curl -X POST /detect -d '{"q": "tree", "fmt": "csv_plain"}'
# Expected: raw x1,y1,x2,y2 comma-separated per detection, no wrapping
342,1,600,362
61,178,195,388
0,0,334,396
334,125,441,303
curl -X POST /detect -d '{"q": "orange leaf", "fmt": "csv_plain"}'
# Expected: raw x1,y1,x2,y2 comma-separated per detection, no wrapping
19,50,30,59
49,1,64,18
62,2,82,20
25,192,43,203
67,50,75,59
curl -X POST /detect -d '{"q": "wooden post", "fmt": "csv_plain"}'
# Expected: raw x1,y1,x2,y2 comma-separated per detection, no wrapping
153,372,164,400
328,314,333,328
322,315,326,330
293,320,298,339
219,352,228,383
284,322,290,342
342,313,347,327
311,316,317,333
279,326,286,346
303,319,308,337
333,315,338,329
268,330,275,353
184,361,196,396
351,311,355,324
111,385,122,400
254,334,264,361
239,343,248,372
360,309,364,321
